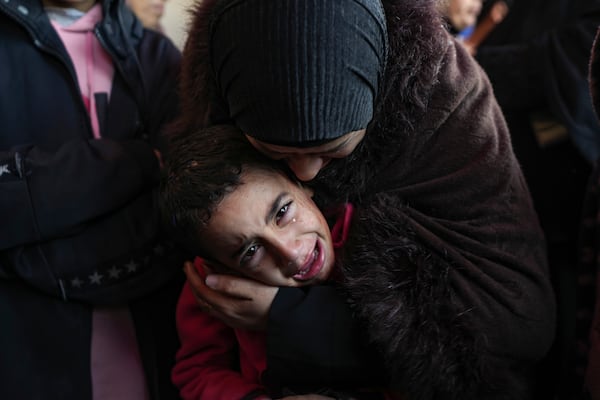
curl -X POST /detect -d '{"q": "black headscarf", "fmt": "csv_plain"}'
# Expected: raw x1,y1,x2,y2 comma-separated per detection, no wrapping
208,0,388,146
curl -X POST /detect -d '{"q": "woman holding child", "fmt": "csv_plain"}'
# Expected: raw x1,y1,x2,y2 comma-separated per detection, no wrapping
169,0,556,398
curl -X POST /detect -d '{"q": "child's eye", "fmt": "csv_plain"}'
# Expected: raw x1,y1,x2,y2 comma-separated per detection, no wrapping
241,244,262,267
276,201,292,223
244,244,259,258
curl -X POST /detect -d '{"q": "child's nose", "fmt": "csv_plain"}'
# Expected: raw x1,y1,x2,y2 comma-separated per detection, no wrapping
271,235,304,274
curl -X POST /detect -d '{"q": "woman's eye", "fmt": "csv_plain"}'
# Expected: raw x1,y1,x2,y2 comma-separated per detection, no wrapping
276,201,292,223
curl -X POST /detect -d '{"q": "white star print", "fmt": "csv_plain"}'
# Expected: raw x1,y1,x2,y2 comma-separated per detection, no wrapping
71,278,83,288
108,265,121,279
0,164,10,177
125,260,138,273
89,271,103,285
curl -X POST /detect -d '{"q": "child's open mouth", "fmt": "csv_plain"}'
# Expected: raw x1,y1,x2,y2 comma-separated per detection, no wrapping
293,239,325,281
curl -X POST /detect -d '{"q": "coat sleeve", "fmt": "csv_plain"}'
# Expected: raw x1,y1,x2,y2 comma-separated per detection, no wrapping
263,285,386,390
0,139,158,251
172,278,268,400
340,40,555,399
0,32,183,303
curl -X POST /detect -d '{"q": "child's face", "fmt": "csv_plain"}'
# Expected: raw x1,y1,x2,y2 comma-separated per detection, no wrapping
200,169,336,287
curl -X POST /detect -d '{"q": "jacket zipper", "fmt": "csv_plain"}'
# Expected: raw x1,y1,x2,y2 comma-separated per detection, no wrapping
1,2,98,139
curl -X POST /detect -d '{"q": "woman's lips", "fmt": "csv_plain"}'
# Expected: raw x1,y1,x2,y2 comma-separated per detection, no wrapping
293,239,325,281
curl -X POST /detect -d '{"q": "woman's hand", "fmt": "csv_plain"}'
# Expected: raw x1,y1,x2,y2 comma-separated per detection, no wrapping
184,261,278,330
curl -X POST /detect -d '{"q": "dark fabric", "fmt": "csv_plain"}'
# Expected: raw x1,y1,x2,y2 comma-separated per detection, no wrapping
0,0,184,398
180,0,555,398
591,27,600,119
206,0,387,146
132,273,186,400
577,163,600,400
0,281,92,399
264,285,386,392
476,0,600,163
577,25,600,400
475,2,600,397
475,0,600,243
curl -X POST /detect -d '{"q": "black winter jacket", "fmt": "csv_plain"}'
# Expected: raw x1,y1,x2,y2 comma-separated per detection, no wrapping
0,0,183,398
180,0,556,399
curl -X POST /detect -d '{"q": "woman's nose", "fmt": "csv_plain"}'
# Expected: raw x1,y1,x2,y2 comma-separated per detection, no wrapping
286,155,324,182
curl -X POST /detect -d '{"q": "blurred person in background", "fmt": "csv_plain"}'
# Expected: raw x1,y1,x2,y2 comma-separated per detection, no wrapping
438,0,482,39
472,0,600,397
127,0,167,31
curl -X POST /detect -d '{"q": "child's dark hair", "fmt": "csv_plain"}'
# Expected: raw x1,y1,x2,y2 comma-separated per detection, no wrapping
159,124,286,257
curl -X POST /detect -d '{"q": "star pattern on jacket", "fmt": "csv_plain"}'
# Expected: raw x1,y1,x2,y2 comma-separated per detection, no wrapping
108,265,122,279
65,243,172,290
89,271,103,285
125,259,138,273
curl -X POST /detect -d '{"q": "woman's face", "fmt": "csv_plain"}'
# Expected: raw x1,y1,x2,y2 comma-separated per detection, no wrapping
127,0,166,31
200,168,335,287
246,129,366,182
